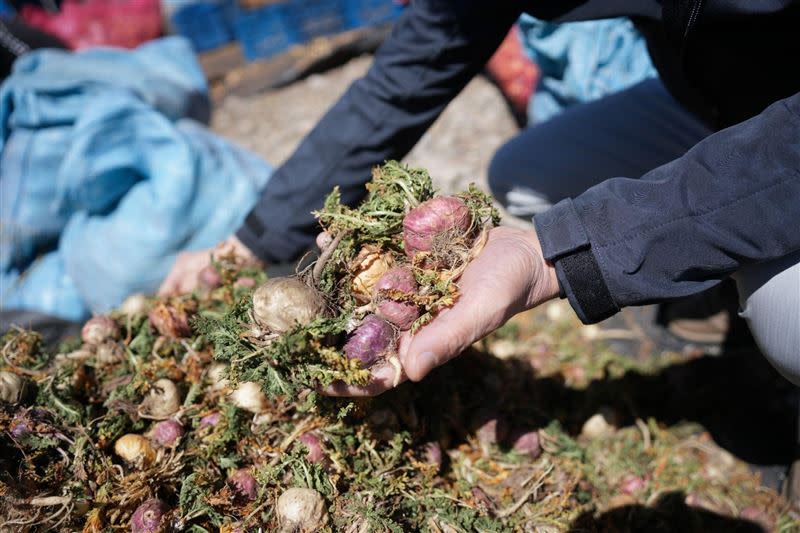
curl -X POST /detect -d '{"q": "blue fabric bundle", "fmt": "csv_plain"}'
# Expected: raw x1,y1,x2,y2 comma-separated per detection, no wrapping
519,14,657,124
0,37,272,320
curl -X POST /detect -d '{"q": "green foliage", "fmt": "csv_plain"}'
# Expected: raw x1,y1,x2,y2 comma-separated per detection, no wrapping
198,297,370,401
179,473,224,525
315,160,436,242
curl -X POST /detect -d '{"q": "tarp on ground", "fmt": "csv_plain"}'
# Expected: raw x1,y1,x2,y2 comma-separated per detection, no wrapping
0,37,272,321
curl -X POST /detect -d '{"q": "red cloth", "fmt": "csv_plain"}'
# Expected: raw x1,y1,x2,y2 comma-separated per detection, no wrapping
20,0,161,50
486,25,538,116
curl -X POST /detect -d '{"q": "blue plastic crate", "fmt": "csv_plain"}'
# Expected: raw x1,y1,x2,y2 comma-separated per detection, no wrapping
171,1,235,53
233,3,300,61
286,0,346,41
0,0,14,17
343,0,402,29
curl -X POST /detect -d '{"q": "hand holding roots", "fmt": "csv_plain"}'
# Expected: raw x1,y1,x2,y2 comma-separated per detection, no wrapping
208,161,499,398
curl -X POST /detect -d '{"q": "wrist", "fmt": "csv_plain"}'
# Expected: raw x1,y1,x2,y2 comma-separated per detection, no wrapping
525,227,560,307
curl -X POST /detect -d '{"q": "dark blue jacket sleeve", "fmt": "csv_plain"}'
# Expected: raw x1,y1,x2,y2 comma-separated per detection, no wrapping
237,0,521,263
534,92,800,323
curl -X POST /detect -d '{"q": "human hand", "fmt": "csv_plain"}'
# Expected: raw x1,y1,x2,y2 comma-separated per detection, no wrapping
325,226,560,396
158,235,259,296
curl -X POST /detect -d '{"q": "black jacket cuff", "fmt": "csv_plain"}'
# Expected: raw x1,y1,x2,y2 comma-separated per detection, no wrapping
236,210,313,264
533,199,619,324
554,248,619,324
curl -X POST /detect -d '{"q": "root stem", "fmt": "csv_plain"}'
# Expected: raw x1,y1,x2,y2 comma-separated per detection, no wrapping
312,232,345,286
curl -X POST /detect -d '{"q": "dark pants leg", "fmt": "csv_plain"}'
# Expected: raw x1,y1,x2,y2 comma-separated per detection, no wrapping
488,78,713,217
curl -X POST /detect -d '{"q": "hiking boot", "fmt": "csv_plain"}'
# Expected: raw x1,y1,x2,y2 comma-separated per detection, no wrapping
667,310,729,345
657,280,746,351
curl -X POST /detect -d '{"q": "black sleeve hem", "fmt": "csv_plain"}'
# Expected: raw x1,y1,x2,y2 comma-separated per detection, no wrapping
554,248,620,324
533,200,619,323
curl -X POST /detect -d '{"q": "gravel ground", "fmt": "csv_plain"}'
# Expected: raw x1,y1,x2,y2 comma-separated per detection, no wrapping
211,55,519,197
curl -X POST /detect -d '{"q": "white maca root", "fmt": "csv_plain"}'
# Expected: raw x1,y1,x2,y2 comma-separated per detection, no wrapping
207,363,230,392
120,293,149,316
0,371,27,404
95,341,125,366
138,379,181,420
230,381,269,414
252,278,326,333
81,316,120,345
114,434,156,466
580,412,616,439
276,487,329,532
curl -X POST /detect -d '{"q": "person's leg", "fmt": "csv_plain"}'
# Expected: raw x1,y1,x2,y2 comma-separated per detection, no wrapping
488,78,713,217
734,250,800,386
736,251,800,504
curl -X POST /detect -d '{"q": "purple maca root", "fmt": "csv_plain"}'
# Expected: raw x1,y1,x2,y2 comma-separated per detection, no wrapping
233,277,256,289
343,315,395,368
422,441,443,471
374,267,419,330
148,303,192,339
149,420,184,448
198,265,223,289
199,412,221,428
228,468,258,501
130,499,167,533
299,432,327,465
402,196,471,260
511,430,542,460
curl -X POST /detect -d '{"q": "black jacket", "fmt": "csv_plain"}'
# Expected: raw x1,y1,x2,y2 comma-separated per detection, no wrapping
237,0,800,323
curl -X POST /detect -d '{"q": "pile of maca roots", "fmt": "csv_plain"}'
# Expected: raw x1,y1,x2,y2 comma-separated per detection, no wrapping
212,160,499,398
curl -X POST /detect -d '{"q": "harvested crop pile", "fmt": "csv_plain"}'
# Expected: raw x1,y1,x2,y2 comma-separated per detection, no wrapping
200,161,500,398
1,163,798,532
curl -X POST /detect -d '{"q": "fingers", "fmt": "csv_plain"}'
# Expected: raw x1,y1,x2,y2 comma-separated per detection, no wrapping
397,237,528,381
321,361,407,397
157,260,182,296
398,287,505,381
157,250,211,297
176,272,200,295
157,281,176,297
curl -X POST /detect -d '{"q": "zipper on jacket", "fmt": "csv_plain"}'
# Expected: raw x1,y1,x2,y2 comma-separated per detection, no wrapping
0,19,31,58
683,0,705,38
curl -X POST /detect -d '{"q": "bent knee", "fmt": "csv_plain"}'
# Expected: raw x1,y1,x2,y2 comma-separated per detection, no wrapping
489,146,554,218
735,252,800,385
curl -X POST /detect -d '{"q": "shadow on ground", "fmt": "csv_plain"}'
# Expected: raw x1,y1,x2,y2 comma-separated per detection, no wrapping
393,341,797,466
367,327,796,531
568,491,765,532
